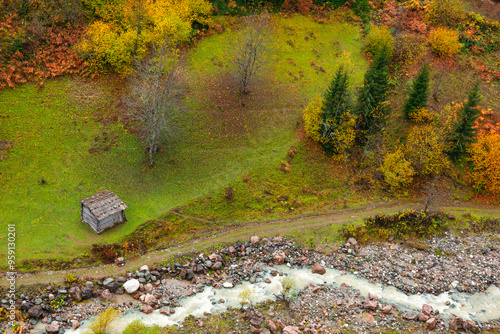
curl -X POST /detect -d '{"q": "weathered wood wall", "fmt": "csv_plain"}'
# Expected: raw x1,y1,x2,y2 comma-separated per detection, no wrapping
82,205,99,232
82,205,126,233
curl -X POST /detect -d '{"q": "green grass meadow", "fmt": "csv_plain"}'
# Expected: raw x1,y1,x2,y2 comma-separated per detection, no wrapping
0,14,367,267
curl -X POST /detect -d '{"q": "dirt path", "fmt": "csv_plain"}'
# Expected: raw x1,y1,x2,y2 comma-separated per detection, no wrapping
2,200,499,287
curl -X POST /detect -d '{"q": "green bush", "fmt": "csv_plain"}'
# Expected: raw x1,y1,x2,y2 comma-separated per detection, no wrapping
365,210,447,238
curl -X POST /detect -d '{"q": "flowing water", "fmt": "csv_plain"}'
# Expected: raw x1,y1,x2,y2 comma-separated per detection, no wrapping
65,266,500,333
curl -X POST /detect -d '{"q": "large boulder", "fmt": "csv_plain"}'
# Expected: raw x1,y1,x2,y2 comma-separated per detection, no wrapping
81,287,92,300
100,289,112,301
426,317,437,330
71,320,80,330
250,236,260,245
282,326,301,334
362,300,378,310
272,251,286,265
140,305,154,314
311,263,326,275
68,286,82,302
211,262,222,270
45,324,60,334
123,279,140,294
102,278,114,287
422,304,433,316
28,305,43,318
144,283,154,294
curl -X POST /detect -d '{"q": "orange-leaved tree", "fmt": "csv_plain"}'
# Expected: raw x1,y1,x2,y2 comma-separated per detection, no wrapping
468,131,500,195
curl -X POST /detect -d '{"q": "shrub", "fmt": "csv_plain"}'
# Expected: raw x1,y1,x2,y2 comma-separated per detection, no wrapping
303,97,324,142
425,0,465,27
392,33,427,68
429,27,461,58
409,107,435,124
122,320,149,334
380,148,415,189
364,210,447,239
281,0,313,14
87,308,120,334
405,124,450,176
64,273,80,285
469,132,500,195
321,112,356,157
364,25,395,57
238,287,255,308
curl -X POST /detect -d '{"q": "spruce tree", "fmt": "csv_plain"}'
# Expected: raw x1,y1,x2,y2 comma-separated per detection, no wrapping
321,66,351,155
448,82,481,161
322,65,350,122
403,63,430,120
355,45,391,145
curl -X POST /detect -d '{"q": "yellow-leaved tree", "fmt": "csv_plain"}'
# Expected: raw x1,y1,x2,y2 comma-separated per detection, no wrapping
380,148,415,189
404,124,451,176
79,0,212,75
303,97,324,143
468,131,500,195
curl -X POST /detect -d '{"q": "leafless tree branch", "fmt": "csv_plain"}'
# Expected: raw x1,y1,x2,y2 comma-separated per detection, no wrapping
126,40,185,165
233,12,273,94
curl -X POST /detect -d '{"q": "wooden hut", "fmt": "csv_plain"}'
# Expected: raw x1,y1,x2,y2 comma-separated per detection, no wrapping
80,190,127,234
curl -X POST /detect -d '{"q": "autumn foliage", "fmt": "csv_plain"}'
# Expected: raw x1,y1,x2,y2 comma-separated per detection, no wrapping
469,132,500,195
429,27,462,58
78,0,213,75
380,148,415,189
0,13,86,89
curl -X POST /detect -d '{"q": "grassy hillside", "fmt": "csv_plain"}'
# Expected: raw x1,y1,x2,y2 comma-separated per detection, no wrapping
0,14,367,268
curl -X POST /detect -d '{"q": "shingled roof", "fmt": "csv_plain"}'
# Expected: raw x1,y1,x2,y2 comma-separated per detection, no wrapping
80,190,127,221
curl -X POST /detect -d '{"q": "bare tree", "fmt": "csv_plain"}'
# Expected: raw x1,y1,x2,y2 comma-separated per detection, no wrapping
127,40,184,165
233,12,272,94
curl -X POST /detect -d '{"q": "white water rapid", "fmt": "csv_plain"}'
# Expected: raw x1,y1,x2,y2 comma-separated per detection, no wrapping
65,265,500,334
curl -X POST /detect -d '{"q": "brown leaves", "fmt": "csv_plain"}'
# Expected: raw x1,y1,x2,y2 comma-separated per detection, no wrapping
0,22,87,89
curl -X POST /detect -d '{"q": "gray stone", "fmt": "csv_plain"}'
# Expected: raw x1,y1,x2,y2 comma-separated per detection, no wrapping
123,279,140,294
68,287,82,302
140,265,149,272
81,288,92,300
211,262,222,270
84,281,93,289
102,278,114,287
28,305,43,318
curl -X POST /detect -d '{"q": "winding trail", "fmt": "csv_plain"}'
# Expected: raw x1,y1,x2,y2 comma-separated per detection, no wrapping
2,200,499,287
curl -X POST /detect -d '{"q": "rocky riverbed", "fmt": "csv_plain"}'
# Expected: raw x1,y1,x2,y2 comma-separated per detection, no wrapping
2,233,500,333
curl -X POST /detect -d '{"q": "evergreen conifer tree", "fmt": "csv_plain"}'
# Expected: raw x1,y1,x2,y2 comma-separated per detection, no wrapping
355,45,391,145
321,66,352,155
448,82,481,160
403,63,430,120
322,65,350,122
